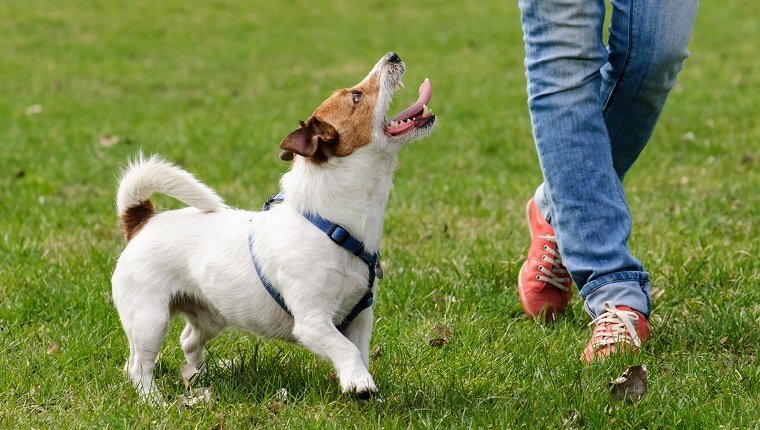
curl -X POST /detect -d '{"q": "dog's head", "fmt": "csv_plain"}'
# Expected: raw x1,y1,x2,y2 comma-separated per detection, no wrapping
279,52,436,163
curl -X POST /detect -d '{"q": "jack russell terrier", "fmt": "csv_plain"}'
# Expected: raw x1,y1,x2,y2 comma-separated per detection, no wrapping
111,52,436,401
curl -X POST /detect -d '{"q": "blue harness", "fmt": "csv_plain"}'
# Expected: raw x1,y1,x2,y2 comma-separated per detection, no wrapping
247,193,381,332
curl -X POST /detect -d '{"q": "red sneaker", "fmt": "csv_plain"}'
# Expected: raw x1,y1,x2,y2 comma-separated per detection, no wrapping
517,199,573,321
581,301,651,363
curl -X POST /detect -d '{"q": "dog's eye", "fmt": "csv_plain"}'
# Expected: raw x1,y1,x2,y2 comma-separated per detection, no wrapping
351,91,362,104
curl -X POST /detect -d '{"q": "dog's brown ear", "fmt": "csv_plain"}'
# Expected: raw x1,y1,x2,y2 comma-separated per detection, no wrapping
279,118,339,161
279,126,318,161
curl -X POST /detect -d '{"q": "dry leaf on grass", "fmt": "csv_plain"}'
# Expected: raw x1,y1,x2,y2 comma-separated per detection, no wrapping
267,388,288,414
431,289,457,305
268,401,284,414
429,338,448,347
99,134,120,147
46,342,61,355
372,345,382,360
431,289,444,304
179,387,211,407
610,364,648,402
429,325,452,347
25,104,43,115
433,325,452,339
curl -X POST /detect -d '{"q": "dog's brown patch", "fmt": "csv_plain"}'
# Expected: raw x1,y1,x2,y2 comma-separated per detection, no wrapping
280,74,381,163
121,200,155,242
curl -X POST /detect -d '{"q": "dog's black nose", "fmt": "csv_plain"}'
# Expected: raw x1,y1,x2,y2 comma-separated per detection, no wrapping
386,52,401,63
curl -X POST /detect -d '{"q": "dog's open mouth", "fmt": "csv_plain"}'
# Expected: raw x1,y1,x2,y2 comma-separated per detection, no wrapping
385,78,435,136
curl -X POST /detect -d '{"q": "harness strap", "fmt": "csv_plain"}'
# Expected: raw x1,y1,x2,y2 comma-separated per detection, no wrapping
336,290,374,332
249,193,379,331
302,213,379,267
247,230,292,316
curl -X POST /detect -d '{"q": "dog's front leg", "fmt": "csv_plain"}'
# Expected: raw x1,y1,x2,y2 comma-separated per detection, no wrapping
341,307,374,369
292,312,377,399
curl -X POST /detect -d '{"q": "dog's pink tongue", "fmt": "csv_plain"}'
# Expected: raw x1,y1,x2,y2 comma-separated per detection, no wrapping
391,78,431,122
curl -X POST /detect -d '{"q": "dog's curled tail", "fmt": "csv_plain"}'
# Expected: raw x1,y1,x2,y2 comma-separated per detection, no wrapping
116,154,226,241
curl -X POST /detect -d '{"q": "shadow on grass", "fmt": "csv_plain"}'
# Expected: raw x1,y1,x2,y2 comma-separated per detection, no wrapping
153,339,341,405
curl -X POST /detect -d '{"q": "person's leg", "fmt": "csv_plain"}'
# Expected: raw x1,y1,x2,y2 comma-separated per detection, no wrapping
580,0,699,318
602,0,699,179
520,0,650,319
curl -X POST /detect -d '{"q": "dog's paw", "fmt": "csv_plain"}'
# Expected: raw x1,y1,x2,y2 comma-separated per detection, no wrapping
353,387,374,400
344,380,377,400
339,368,377,400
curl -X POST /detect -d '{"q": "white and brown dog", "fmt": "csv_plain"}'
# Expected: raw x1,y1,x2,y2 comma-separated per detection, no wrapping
111,52,435,401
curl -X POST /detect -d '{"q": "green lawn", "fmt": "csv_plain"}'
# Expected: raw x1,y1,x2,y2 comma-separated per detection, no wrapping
1,0,758,428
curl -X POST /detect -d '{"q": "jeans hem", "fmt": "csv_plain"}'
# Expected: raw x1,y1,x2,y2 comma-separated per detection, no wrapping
580,271,651,318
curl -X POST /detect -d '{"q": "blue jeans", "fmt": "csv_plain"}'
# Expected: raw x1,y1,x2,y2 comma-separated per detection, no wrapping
519,0,698,318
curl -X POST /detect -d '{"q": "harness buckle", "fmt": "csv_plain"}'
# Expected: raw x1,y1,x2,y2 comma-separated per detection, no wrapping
327,224,350,245
263,193,284,211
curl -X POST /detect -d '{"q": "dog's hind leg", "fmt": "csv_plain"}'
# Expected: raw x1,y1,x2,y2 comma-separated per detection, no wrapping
341,307,374,369
293,312,377,399
117,297,170,403
179,311,224,373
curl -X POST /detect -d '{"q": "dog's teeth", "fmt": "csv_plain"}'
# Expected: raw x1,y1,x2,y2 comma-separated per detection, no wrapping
397,81,405,89
422,104,430,118
389,118,417,128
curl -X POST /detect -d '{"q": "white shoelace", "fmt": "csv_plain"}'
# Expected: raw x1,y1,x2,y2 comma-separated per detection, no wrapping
536,234,571,292
588,301,641,348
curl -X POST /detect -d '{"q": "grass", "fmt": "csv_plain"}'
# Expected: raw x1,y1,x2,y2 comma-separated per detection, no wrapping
1,0,758,428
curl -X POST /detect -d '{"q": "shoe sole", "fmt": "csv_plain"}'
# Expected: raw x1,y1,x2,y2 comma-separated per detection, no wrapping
517,263,537,319
517,200,542,320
